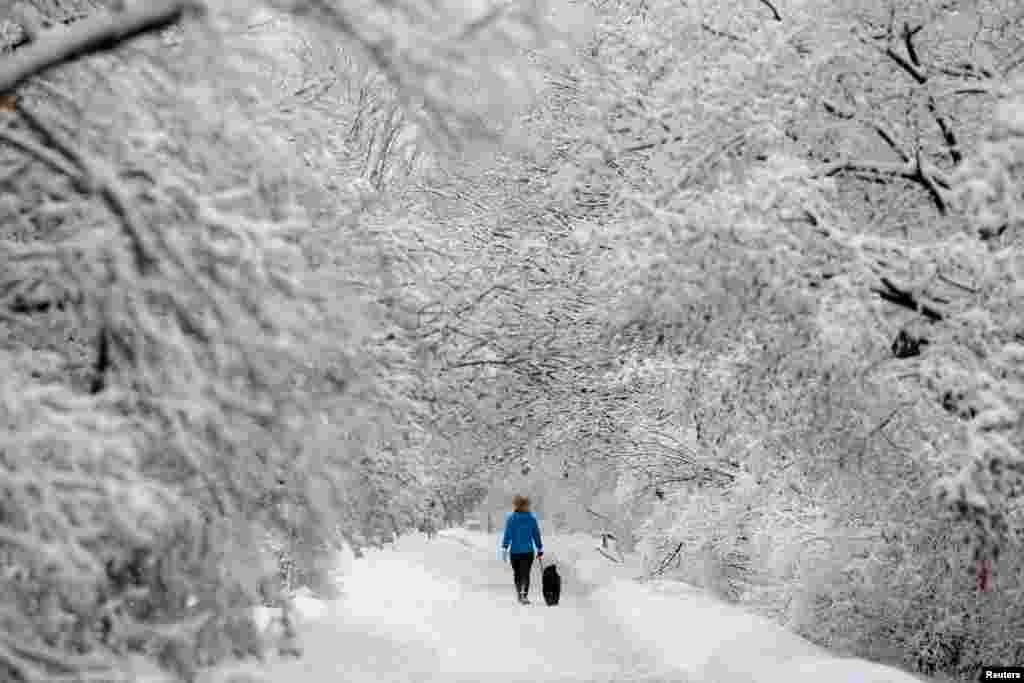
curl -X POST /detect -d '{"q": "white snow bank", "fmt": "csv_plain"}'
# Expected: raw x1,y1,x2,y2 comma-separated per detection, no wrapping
330,542,360,577
251,605,282,634
777,656,929,683
438,527,494,551
589,577,928,683
291,586,330,622
250,585,333,647
590,577,827,679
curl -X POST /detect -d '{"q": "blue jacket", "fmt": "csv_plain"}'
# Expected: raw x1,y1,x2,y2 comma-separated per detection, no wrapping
502,511,543,554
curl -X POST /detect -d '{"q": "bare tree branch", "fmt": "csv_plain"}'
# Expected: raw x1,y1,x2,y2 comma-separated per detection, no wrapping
0,126,81,178
937,272,978,294
870,277,945,322
880,34,963,165
701,22,743,42
934,85,997,98
441,357,527,372
651,542,684,576
818,157,950,213
884,46,928,84
758,0,782,22
820,158,915,179
89,326,111,395
901,22,923,67
909,146,949,212
928,97,962,164
621,132,686,154
821,98,909,163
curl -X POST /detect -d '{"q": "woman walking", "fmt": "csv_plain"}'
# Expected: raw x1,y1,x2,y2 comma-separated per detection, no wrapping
501,495,543,604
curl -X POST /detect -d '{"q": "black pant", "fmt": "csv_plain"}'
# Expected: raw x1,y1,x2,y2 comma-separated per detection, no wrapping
510,552,534,597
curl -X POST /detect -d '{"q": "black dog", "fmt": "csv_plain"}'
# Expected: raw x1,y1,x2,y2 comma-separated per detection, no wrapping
542,564,561,606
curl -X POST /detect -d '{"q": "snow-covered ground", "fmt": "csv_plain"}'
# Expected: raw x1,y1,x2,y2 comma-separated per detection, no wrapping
202,528,928,683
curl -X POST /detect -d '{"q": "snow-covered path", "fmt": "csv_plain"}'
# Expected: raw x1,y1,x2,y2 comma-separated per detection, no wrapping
219,530,685,682
208,529,929,683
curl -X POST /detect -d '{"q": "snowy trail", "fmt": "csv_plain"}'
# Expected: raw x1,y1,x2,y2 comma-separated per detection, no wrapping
231,531,688,683
209,529,930,683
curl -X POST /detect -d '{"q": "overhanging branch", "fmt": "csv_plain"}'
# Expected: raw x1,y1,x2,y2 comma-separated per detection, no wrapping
0,1,203,95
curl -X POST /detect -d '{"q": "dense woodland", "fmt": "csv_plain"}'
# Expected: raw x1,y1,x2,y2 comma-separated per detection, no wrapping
0,0,1021,681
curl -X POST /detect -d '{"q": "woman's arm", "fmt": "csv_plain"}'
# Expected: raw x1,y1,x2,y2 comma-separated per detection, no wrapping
501,517,512,549
532,516,543,553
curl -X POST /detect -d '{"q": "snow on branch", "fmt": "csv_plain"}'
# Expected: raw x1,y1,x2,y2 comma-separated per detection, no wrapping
870,277,945,322
818,157,951,213
0,1,203,95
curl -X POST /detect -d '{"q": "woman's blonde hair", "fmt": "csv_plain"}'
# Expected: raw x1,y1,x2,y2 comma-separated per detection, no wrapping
512,495,530,512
